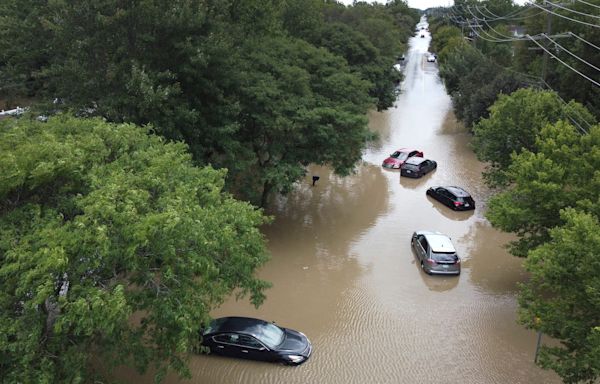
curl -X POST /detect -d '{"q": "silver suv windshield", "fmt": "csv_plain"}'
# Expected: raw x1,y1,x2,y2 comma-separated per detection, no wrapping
432,252,458,262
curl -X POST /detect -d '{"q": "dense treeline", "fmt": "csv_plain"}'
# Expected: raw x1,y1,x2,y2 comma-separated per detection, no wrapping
429,1,600,382
429,0,599,129
0,116,272,382
0,0,419,206
0,1,420,382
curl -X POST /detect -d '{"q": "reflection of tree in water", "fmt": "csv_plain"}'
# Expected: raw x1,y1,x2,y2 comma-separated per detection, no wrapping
365,109,392,152
264,162,389,264
213,162,390,338
462,221,527,296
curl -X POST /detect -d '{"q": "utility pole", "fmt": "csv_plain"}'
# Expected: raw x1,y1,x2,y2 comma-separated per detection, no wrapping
541,0,553,82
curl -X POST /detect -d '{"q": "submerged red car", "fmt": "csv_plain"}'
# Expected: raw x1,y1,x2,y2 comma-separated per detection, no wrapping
382,148,423,169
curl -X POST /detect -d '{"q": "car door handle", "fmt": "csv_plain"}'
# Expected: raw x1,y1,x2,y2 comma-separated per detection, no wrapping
217,345,225,349
241,350,249,353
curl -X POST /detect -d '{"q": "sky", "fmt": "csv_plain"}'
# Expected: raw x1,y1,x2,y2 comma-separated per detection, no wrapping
338,1,526,11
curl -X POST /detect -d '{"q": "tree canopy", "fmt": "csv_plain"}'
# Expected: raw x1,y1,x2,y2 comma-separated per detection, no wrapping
519,209,600,384
0,115,270,382
471,88,595,186
0,0,419,206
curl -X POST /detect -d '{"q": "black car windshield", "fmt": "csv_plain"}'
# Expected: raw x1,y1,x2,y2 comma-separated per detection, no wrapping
391,151,408,161
256,323,285,349
432,252,458,262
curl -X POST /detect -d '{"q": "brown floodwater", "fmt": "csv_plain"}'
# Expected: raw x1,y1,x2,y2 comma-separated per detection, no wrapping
120,21,560,384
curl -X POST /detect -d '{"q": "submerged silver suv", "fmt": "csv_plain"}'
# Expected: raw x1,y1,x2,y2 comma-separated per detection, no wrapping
411,231,461,275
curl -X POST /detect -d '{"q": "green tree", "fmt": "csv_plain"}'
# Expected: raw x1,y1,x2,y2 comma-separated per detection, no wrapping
519,209,600,384
486,120,600,256
0,115,270,382
453,64,522,127
430,25,463,58
520,0,600,117
471,88,595,185
230,36,374,205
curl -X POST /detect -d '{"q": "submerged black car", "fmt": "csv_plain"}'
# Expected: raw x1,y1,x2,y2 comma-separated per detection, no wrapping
400,157,437,178
200,316,312,365
426,186,475,211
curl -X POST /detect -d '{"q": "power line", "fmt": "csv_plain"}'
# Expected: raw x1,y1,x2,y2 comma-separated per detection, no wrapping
542,33,600,72
546,1,600,19
468,6,528,41
574,0,600,10
526,1,600,29
472,3,531,20
569,31,600,51
480,4,546,21
526,34,600,87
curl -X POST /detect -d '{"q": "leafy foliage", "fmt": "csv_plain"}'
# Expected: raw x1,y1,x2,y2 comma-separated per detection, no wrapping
486,119,600,255
0,115,270,382
472,89,595,185
0,0,417,206
519,209,600,384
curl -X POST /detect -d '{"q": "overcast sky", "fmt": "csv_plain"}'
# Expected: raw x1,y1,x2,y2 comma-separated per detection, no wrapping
338,1,526,11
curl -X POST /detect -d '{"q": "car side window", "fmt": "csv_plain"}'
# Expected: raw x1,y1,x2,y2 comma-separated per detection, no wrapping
418,236,428,251
214,334,238,344
409,151,417,157
237,335,264,349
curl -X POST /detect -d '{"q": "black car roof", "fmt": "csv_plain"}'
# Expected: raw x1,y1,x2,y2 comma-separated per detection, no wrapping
405,157,428,165
207,316,276,337
444,186,471,197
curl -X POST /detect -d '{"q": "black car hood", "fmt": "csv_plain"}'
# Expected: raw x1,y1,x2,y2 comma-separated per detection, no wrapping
278,328,310,354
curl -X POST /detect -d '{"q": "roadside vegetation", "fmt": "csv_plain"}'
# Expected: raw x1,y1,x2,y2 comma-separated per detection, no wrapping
0,0,419,382
429,1,600,382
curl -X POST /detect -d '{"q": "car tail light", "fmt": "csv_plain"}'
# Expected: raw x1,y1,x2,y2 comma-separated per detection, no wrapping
426,259,437,266
453,201,463,207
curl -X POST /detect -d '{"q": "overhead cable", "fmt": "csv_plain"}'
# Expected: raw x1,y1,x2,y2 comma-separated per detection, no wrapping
542,34,600,72
542,78,593,133
526,34,600,87
526,1,600,29
546,1,600,19
481,5,546,21
569,32,600,51
468,6,527,40
574,0,600,10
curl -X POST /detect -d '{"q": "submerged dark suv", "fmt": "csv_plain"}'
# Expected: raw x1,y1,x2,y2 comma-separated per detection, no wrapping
426,186,475,211
400,157,437,178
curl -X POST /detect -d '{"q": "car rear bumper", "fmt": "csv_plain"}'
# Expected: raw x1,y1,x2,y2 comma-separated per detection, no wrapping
428,268,460,275
401,171,420,178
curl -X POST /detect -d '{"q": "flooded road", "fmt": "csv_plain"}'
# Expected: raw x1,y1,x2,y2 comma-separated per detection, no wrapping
125,22,560,384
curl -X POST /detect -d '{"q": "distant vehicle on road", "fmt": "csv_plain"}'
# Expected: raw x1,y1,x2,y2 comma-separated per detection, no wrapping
400,157,437,178
426,54,436,62
420,33,425,38
426,186,475,211
411,231,461,275
382,148,423,169
201,316,312,365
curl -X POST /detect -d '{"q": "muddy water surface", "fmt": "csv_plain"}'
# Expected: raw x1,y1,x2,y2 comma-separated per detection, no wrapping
124,22,560,384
